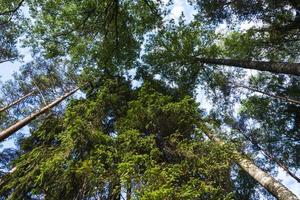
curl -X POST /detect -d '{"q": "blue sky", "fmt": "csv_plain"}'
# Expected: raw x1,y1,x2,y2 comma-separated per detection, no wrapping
0,0,299,198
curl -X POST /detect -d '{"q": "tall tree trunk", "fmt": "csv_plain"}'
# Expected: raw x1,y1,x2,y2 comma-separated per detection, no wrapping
202,126,299,200
237,128,300,184
0,91,35,113
196,58,300,76
0,87,79,142
232,84,300,105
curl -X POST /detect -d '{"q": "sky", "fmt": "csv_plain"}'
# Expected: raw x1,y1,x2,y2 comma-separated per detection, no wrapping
0,0,299,198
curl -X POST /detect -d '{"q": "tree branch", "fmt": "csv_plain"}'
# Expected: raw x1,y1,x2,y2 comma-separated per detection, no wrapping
0,0,24,16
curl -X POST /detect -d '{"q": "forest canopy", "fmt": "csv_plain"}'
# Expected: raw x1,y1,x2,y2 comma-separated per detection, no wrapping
0,0,300,199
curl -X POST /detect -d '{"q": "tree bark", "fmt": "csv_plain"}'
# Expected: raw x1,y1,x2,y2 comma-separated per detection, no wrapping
232,84,300,105
0,87,79,142
237,158,299,200
202,127,299,200
196,58,300,76
236,128,300,184
0,91,35,113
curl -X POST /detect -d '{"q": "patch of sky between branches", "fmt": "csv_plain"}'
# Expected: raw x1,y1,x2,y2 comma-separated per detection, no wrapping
0,1,299,197
0,6,32,82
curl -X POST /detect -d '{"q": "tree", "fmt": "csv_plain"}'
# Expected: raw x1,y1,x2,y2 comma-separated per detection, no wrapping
190,0,300,37
1,1,300,199
195,58,300,76
143,19,300,78
0,79,235,199
238,74,300,172
190,0,300,65
230,83,300,106
24,0,163,70
0,87,79,142
202,125,299,200
0,0,25,63
0,91,35,113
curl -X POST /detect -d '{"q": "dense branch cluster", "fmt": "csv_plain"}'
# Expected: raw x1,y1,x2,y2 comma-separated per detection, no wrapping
0,0,299,199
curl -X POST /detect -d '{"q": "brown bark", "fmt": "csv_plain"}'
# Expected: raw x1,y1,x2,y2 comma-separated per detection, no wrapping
0,91,35,113
233,84,300,105
0,87,79,142
196,58,300,76
202,127,299,200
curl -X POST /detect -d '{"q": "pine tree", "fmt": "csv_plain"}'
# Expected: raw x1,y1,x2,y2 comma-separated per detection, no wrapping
0,87,79,142
0,91,35,113
0,1,299,199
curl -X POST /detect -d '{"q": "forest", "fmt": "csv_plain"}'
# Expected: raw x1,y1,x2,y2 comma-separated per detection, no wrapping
0,0,300,199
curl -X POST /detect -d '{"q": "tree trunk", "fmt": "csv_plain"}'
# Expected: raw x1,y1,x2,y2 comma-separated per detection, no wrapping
0,87,79,142
202,127,299,200
259,145,300,184
237,158,299,200
237,128,300,184
0,91,35,113
233,84,300,105
196,58,300,76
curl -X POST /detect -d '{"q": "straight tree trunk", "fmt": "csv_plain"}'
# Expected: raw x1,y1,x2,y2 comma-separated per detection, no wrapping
0,87,79,142
257,144,300,184
237,128,300,183
0,91,35,113
233,84,300,105
196,58,300,76
202,126,299,200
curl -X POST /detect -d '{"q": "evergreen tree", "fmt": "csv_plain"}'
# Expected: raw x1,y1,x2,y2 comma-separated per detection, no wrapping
0,1,299,199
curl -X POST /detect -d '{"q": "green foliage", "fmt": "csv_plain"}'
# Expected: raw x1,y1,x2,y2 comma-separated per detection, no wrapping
1,1,300,199
142,18,224,94
0,0,24,63
1,80,237,199
191,0,300,31
25,0,163,70
190,0,300,61
239,74,300,169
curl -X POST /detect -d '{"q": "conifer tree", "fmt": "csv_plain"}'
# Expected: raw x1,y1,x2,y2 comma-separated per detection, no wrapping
0,1,299,199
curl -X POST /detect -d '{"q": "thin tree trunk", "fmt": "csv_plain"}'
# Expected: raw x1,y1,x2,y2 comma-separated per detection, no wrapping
0,91,35,113
0,87,79,142
196,58,300,76
258,145,300,184
233,84,300,105
202,126,299,200
237,128,300,183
